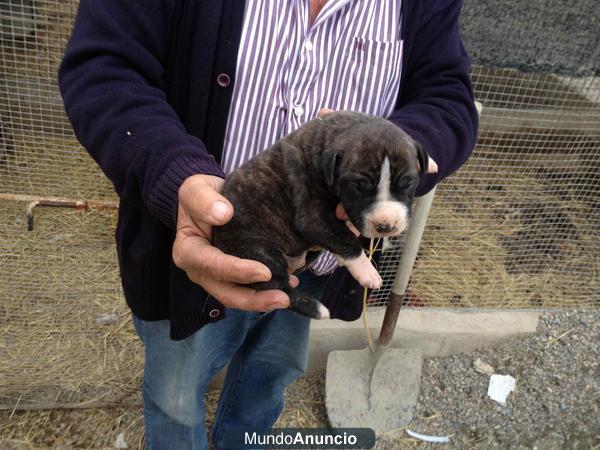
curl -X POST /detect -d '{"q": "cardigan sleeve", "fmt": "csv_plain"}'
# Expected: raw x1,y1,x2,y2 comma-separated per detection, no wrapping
58,0,225,228
388,0,479,196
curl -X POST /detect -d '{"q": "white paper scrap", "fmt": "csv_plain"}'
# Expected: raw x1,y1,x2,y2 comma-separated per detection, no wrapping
487,374,516,406
406,429,451,443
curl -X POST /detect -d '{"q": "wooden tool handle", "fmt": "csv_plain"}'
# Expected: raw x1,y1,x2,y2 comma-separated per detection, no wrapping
377,291,404,346
376,187,437,348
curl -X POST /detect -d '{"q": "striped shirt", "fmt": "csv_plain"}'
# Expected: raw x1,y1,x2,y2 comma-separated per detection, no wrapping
222,0,404,274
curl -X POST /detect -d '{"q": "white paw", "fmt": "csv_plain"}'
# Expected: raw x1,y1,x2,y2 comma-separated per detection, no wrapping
337,252,382,289
316,302,331,319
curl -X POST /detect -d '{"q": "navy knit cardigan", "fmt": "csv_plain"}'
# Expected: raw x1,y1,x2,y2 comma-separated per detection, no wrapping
58,0,478,340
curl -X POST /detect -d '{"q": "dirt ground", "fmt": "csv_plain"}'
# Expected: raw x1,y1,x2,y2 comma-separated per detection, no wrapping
1,310,598,449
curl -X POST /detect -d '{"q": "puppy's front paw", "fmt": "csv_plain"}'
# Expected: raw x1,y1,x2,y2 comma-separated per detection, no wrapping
337,252,382,289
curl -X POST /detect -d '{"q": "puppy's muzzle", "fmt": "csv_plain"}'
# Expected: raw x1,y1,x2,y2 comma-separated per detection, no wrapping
369,221,404,237
376,222,393,233
362,201,410,238
362,221,405,238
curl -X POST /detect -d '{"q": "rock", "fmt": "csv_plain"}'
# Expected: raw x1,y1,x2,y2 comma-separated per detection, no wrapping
115,433,128,449
474,358,495,375
94,314,119,325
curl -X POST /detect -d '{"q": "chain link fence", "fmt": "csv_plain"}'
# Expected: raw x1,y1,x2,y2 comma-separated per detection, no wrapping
1,0,598,409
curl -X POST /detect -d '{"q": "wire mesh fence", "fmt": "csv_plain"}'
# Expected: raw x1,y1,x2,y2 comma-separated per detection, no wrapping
373,68,600,307
1,0,598,409
0,0,114,200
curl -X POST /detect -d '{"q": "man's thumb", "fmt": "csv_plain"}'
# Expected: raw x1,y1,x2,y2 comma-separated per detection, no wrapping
180,175,233,225
209,200,231,223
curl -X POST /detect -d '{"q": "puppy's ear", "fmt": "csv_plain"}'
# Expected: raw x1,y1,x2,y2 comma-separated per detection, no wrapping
416,142,430,174
320,150,339,187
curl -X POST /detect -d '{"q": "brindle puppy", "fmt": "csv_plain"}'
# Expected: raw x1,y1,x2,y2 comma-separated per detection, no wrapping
213,111,434,319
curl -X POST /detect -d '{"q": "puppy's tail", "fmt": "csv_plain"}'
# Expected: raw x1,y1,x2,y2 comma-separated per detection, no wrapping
287,288,330,320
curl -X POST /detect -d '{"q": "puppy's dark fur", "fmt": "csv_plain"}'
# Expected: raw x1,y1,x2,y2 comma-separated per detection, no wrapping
213,111,429,318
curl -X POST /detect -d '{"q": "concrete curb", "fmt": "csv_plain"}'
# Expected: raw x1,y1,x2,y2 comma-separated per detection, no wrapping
306,307,541,374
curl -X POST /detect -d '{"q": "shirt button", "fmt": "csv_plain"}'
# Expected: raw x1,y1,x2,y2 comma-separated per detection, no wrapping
209,308,220,318
304,40,313,51
216,73,230,87
293,105,304,117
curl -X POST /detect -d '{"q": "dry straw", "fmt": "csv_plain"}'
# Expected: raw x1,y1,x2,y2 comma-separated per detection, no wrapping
0,201,143,411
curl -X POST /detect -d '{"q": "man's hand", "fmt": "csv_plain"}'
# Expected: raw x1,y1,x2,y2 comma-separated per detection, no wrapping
335,204,361,237
173,174,294,312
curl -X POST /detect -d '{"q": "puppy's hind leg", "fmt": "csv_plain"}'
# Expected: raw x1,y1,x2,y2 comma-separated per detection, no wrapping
249,248,330,320
285,288,330,320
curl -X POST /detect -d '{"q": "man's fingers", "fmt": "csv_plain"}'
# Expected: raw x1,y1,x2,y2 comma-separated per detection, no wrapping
318,108,334,118
200,249,272,284
346,221,361,237
189,186,232,225
207,281,290,312
427,156,439,174
335,203,360,236
175,237,271,284
211,251,272,284
335,203,349,221
289,274,300,288
179,175,233,226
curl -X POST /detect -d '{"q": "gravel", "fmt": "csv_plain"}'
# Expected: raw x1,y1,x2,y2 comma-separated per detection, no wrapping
285,310,600,449
460,0,600,76
393,310,600,449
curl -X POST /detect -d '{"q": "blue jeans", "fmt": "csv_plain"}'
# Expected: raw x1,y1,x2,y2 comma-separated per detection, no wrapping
132,271,327,450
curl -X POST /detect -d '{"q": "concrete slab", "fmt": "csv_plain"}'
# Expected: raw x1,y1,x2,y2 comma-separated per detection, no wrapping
326,348,422,432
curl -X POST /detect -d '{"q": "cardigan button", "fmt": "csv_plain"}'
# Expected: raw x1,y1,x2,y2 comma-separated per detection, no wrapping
216,73,231,87
209,308,221,318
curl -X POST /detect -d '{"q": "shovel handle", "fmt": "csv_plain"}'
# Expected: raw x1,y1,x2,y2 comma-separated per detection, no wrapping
377,187,436,347
378,291,404,346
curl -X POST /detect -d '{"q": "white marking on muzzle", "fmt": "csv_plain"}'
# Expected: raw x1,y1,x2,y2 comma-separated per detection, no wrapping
361,157,410,237
377,157,392,202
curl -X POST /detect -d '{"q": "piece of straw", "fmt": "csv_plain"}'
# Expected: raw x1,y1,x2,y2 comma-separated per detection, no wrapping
362,238,377,352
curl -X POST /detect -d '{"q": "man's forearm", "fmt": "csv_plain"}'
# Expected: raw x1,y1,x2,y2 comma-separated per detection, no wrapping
58,0,224,228
389,0,478,196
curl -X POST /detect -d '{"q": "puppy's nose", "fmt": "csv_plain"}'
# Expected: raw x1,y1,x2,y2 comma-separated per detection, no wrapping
376,223,393,233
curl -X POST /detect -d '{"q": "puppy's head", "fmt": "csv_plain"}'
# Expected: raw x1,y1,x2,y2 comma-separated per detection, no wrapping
320,116,434,238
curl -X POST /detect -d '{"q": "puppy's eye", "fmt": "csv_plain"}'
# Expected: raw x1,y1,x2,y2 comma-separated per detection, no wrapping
395,177,415,191
350,178,374,192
